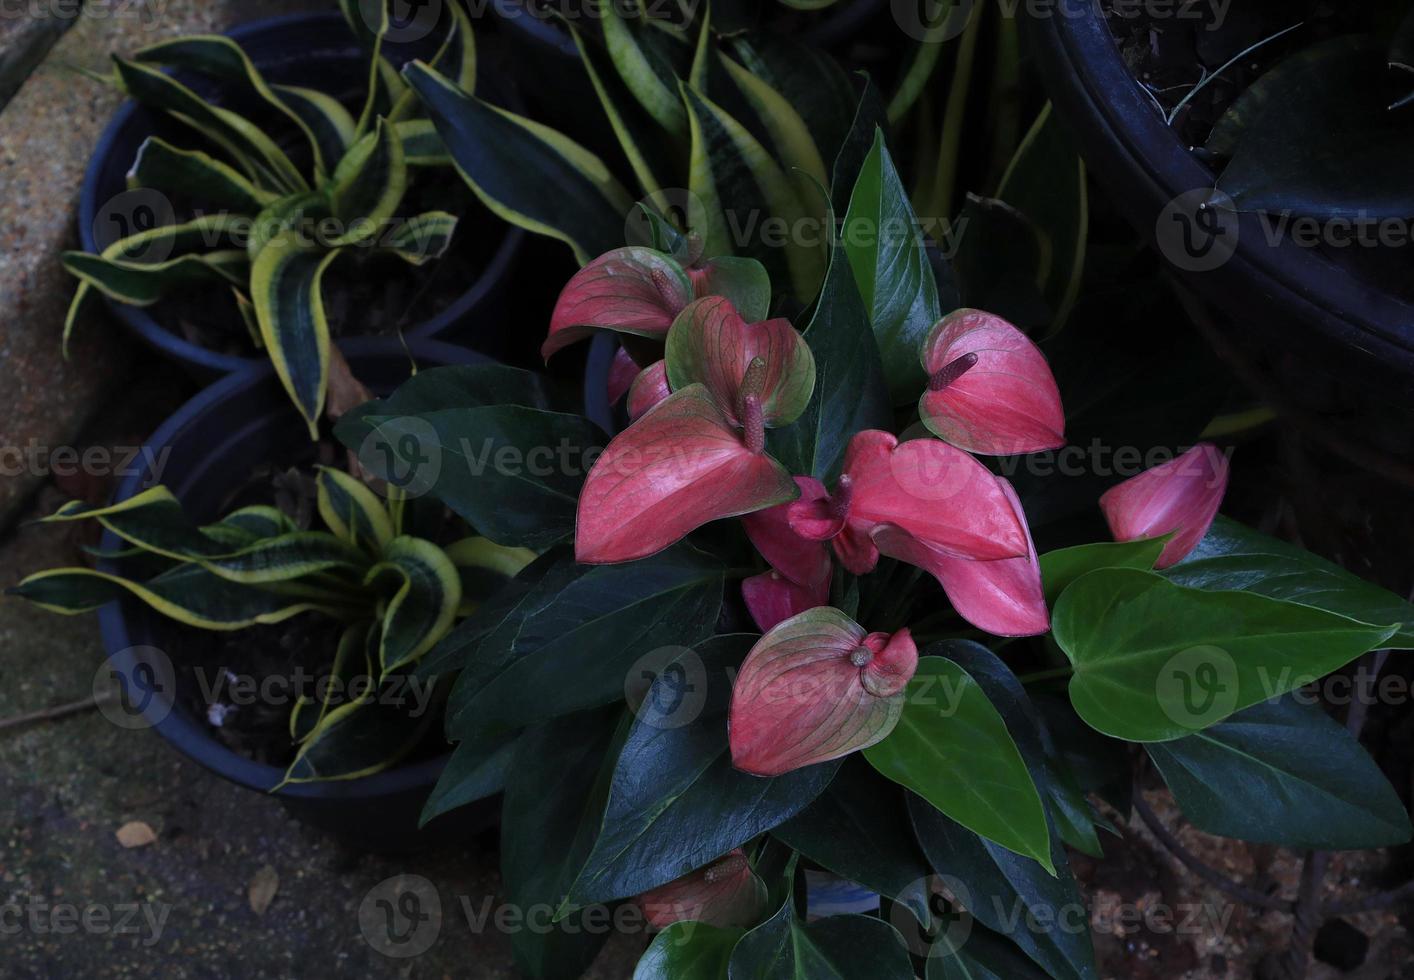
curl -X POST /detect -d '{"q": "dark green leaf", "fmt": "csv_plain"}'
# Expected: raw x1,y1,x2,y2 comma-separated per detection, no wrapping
1165,516,1414,648
1146,696,1411,849
420,731,518,825
1053,568,1397,742
634,922,744,980
1038,539,1167,606
565,635,839,907
728,902,915,980
438,546,724,742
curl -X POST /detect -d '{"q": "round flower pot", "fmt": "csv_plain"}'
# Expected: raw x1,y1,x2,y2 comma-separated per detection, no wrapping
96,338,497,851
78,12,525,381
1023,5,1414,402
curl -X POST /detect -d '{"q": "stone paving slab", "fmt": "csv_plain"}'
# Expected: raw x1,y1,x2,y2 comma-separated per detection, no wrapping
0,0,334,532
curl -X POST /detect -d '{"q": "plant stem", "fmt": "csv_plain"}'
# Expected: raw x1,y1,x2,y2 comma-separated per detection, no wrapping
1017,665,1073,685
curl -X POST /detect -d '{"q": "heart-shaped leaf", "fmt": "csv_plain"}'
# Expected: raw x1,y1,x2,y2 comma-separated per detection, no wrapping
1146,696,1411,849
577,384,797,564
1165,516,1414,649
565,636,840,908
864,656,1052,871
1053,568,1397,742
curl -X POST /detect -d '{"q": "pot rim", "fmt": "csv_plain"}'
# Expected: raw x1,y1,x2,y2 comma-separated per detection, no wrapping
77,10,525,377
1027,2,1414,390
94,336,482,800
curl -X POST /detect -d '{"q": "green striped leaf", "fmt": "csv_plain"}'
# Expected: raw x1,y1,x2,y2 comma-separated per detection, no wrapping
127,136,273,213
570,23,676,204
250,232,342,438
196,531,369,585
202,505,297,548
404,59,633,265
444,535,536,615
395,119,452,167
291,620,375,743
381,211,458,265
5,564,344,629
329,117,408,246
682,83,826,304
365,536,463,673
601,0,688,137
40,486,230,560
718,50,828,189
112,55,306,193
62,249,248,307
429,0,476,94
133,34,344,179
272,83,357,174
316,465,394,553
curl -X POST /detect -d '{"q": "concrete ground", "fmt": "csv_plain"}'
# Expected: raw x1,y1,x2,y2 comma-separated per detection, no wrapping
0,1,640,977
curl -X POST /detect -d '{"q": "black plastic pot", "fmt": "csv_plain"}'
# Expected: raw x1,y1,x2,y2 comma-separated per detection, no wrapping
78,12,525,380
96,338,497,851
1024,3,1414,402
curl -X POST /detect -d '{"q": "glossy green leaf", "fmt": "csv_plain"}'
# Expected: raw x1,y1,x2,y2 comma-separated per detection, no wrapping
1165,516,1414,648
405,59,633,265
249,232,342,438
281,674,439,785
635,922,744,980
564,635,839,909
926,924,1054,980
1147,696,1411,849
910,794,1096,980
841,129,941,403
501,707,623,980
419,730,518,825
774,757,933,925
434,546,724,742
1210,37,1414,219
728,902,914,980
350,404,601,550
1053,568,1397,742
1038,538,1167,606
864,656,1053,872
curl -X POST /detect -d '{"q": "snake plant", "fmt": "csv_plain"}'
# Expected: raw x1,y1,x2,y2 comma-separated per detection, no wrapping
63,0,476,438
7,466,533,785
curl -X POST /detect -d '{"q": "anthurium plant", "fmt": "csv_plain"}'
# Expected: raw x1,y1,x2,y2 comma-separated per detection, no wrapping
63,0,477,436
344,104,1414,978
7,465,533,785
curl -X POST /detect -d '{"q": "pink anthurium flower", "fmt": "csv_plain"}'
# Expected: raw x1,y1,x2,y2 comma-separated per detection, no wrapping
788,431,1028,575
741,571,829,633
729,607,918,777
576,384,798,564
635,849,768,930
665,296,815,428
741,477,833,631
918,309,1066,456
543,247,693,361
871,478,1049,637
606,347,642,405
1100,443,1230,569
627,360,672,421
